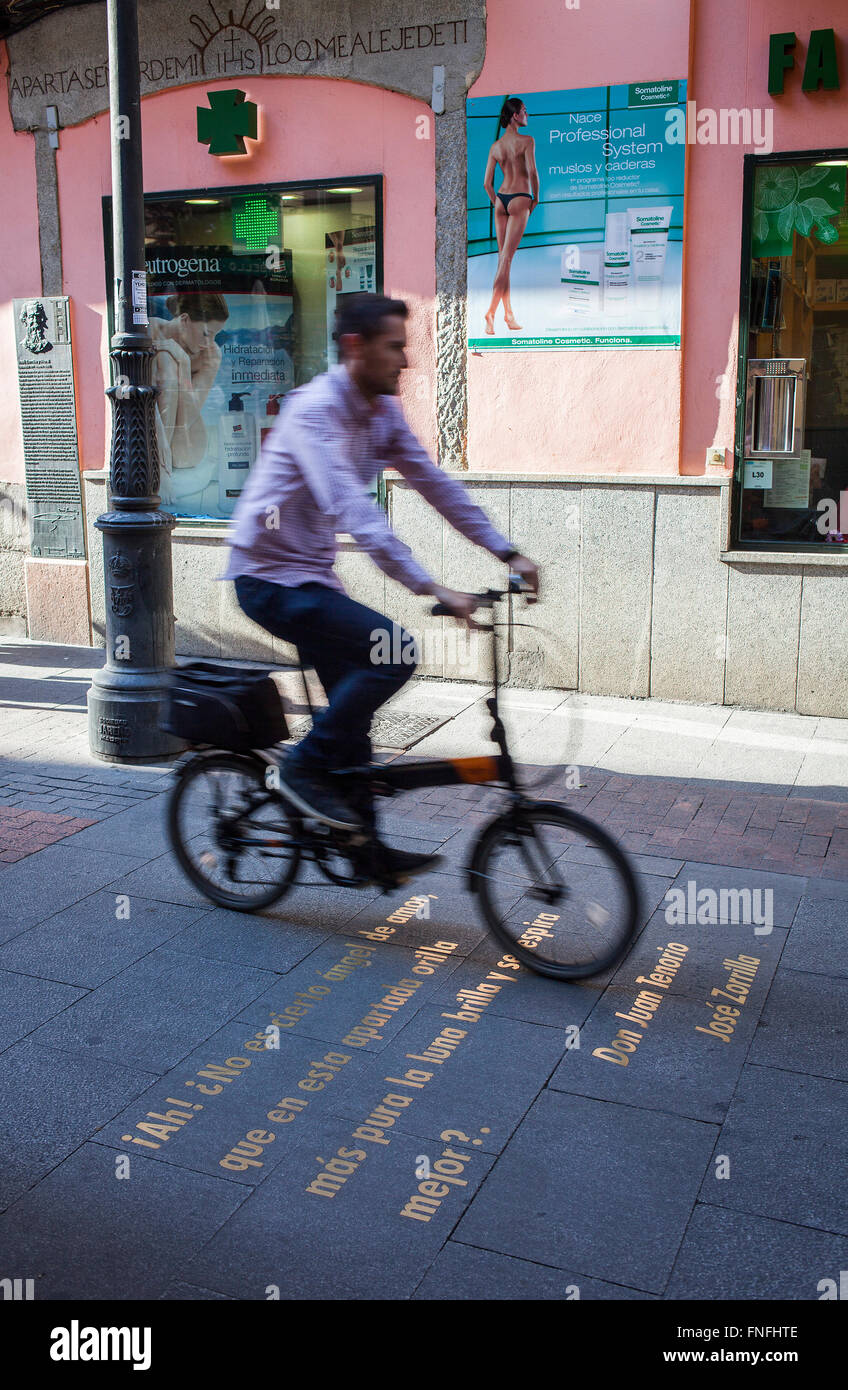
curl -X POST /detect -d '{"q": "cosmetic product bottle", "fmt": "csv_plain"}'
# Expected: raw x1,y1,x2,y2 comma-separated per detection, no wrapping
219,390,255,513
260,393,284,450
603,211,631,317
561,247,602,315
627,206,672,319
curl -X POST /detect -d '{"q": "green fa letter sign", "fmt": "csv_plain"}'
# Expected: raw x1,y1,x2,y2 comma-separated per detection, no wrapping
769,30,840,95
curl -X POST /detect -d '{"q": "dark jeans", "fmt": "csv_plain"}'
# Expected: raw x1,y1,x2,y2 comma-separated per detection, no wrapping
234,576,417,779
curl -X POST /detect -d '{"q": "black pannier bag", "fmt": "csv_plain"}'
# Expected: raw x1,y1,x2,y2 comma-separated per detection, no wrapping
162,662,287,751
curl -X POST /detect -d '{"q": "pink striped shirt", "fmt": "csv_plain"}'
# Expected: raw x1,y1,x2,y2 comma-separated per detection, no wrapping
220,364,512,595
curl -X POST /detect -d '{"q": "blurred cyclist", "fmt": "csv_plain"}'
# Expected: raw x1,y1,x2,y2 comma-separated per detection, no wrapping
222,292,539,884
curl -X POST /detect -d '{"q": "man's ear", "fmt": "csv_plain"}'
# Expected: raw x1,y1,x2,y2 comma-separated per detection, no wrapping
338,332,363,361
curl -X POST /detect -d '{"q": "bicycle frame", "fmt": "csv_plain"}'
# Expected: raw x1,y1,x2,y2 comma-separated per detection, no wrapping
317,585,523,804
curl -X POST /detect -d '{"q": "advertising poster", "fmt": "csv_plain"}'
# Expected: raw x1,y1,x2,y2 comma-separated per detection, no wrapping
325,225,377,363
467,80,686,348
145,248,294,518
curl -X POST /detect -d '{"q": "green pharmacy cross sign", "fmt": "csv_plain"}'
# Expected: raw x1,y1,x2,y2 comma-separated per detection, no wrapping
197,89,258,155
232,197,279,250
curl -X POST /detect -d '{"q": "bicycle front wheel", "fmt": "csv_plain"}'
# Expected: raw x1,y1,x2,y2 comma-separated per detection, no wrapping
168,752,301,912
471,802,639,979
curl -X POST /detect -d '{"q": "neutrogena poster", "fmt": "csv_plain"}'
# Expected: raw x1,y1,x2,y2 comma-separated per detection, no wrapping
145,249,293,518
467,80,686,348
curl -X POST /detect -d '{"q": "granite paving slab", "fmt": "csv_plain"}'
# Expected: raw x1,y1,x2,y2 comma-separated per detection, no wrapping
667,862,807,928
413,1241,656,1300
165,903,335,975
0,893,206,988
28,948,275,1074
746,969,848,1082
454,1090,716,1294
0,968,87,1052
606,909,787,1000
0,1142,246,1300
564,842,685,878
234,934,463,1052
664,1203,848,1301
184,1116,496,1300
781,897,848,978
548,980,770,1125
697,1065,848,1235
94,1020,370,1186
0,1040,154,1211
330,1003,568,1154
0,843,144,927
431,947,602,1029
159,1283,234,1299
68,792,172,856
337,870,496,957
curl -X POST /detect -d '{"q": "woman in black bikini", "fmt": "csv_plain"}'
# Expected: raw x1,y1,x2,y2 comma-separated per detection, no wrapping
483,96,540,334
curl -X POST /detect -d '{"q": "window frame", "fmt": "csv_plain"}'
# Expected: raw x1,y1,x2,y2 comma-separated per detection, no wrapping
732,147,848,554
102,174,384,526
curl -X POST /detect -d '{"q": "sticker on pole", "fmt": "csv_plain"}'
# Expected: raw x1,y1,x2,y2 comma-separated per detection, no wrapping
744,460,773,490
131,270,148,326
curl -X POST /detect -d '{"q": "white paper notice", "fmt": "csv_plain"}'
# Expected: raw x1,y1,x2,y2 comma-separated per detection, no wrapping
763,451,811,509
744,460,773,491
131,269,148,326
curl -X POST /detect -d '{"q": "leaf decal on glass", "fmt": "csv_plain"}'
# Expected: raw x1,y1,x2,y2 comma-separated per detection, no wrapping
798,165,832,190
803,196,842,218
776,205,795,241
794,202,814,236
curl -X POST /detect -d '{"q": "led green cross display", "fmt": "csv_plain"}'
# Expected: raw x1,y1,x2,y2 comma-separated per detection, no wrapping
232,197,280,250
196,89,258,155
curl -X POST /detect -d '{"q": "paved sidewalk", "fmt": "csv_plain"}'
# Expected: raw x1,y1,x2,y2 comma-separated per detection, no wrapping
0,640,846,1301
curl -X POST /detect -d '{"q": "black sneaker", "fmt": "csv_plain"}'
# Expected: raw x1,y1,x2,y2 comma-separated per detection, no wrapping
277,760,362,831
374,843,443,886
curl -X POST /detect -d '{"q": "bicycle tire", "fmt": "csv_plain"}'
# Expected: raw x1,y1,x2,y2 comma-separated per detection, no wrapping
470,801,640,979
167,751,302,912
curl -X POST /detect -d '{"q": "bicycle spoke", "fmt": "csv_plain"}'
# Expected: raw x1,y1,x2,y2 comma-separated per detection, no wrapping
474,805,639,978
169,755,301,911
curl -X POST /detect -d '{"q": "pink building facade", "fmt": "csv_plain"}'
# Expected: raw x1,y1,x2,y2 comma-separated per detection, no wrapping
3,0,848,713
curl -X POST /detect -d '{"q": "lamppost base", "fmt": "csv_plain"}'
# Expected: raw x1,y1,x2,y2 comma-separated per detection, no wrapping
87,664,187,762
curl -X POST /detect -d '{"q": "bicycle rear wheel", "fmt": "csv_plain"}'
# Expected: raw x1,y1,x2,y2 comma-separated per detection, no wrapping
471,802,639,979
168,752,301,912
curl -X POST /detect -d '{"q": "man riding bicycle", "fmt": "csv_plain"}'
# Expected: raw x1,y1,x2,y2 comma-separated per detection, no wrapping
222,292,539,885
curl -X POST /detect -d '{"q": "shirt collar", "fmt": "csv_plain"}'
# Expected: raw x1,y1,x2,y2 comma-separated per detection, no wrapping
332,362,385,424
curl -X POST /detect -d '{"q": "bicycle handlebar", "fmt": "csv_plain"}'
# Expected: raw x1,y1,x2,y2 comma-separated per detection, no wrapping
429,575,535,617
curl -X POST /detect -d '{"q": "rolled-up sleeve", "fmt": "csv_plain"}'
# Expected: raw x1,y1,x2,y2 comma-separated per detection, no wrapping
386,406,513,559
293,401,435,594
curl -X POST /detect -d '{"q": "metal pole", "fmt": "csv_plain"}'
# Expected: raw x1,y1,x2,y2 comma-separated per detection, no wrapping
87,0,184,761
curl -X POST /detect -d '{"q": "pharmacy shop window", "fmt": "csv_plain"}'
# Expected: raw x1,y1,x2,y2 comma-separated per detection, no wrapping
103,178,382,521
734,151,848,549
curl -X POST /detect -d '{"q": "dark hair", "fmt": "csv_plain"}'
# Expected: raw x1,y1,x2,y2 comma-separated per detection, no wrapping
332,293,408,348
498,96,525,131
165,291,229,322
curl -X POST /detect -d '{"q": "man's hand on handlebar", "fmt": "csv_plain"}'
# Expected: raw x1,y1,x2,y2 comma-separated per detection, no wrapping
508,553,540,602
427,584,483,626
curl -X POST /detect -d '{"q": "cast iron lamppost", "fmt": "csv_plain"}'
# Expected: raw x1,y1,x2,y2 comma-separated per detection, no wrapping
88,0,184,761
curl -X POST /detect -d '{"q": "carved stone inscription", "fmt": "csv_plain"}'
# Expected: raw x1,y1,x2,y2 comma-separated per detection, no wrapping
6,0,485,129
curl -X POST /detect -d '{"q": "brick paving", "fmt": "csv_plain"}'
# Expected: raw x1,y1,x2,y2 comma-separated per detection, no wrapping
0,807,96,862
386,776,848,877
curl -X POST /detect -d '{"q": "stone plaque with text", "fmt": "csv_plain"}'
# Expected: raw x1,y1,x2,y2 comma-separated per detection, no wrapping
13,295,85,559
